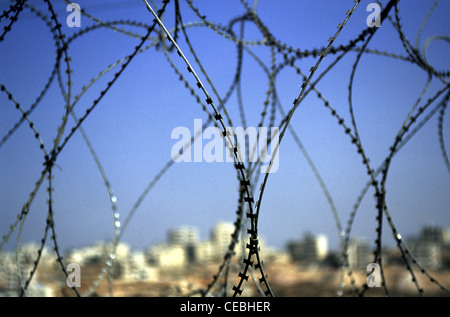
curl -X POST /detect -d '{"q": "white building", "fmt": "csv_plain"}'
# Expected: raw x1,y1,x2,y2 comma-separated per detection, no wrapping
315,234,328,260
147,243,187,269
168,226,199,246
124,251,158,281
147,222,276,267
346,237,372,270
287,233,329,264
405,225,449,269
211,222,235,254
66,241,130,266
196,240,216,263
409,241,441,269
209,221,248,262
0,243,54,297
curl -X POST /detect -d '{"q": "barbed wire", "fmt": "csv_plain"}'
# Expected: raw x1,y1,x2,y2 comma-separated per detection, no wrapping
1,0,449,297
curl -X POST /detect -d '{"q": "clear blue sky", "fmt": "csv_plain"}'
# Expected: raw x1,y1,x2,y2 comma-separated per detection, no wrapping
1,0,449,254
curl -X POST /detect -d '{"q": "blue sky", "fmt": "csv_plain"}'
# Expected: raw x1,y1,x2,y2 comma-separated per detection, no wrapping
1,0,449,254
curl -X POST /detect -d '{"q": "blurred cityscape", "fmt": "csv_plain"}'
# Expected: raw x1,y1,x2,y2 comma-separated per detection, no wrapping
1,222,450,297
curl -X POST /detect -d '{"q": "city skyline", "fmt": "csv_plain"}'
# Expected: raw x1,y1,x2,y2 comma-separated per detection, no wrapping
2,221,449,297
3,220,448,255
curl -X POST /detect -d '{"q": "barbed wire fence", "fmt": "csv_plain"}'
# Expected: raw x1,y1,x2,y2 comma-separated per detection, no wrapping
0,0,449,297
